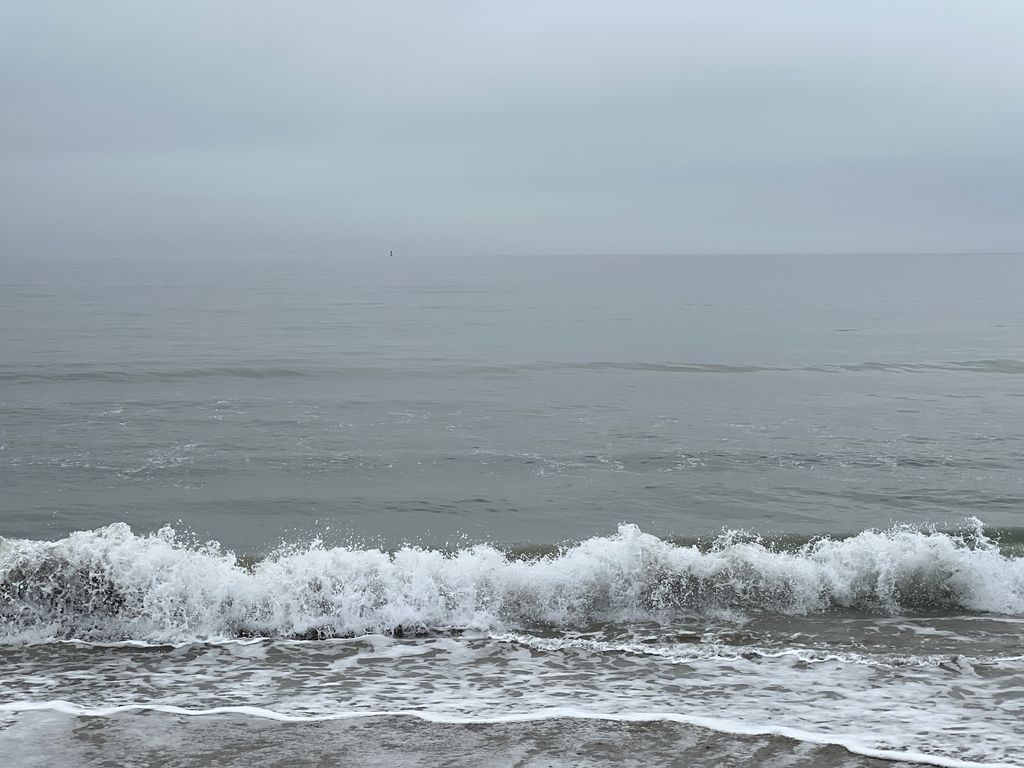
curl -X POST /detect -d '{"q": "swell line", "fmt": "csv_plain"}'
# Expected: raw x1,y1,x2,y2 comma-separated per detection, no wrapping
4,357,1024,383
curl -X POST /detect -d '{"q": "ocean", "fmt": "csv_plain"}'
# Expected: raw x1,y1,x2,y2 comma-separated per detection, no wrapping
1,253,1022,767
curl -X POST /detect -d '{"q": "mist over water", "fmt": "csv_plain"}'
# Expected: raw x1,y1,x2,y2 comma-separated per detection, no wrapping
3,253,1024,767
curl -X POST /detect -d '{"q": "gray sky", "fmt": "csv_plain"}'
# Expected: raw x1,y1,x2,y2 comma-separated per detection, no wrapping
2,1,1023,256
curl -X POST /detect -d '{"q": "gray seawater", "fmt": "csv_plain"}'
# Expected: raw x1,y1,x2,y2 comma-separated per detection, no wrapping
2,253,1023,767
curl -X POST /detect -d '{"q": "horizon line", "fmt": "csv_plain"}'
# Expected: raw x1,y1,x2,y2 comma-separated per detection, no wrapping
7,249,1024,260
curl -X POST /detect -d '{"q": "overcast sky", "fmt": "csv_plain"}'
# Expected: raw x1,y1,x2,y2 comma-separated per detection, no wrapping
2,1,1022,257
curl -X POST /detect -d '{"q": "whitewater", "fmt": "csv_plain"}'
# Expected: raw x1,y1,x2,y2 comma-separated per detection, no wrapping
2,521,1023,766
1,521,1022,643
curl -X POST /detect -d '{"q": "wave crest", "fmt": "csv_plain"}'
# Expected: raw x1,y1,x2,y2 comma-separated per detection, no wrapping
1,521,1022,643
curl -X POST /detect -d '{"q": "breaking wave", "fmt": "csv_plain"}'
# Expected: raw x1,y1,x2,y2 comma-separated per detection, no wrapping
1,521,1022,643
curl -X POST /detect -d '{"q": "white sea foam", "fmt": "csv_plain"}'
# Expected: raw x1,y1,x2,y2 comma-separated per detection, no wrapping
1,520,1022,643
489,631,957,668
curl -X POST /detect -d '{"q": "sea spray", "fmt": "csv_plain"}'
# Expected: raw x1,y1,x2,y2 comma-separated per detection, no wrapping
1,520,1022,643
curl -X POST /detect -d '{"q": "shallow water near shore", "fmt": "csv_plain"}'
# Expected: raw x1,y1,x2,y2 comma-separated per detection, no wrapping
3,712,928,768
